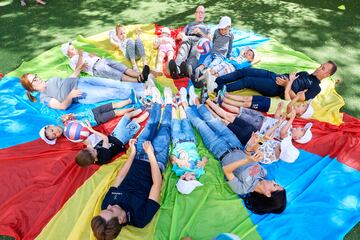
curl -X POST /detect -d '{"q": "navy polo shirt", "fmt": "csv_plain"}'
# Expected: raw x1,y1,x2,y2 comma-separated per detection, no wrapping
290,71,321,100
101,160,160,228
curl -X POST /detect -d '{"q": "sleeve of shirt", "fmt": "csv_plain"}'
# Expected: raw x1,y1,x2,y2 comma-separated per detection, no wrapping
109,30,120,44
40,94,52,106
135,199,160,228
227,177,247,195
226,34,234,58
183,24,190,35
304,85,321,100
100,187,118,210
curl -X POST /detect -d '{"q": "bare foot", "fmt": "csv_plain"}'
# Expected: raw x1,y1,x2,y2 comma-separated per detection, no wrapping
36,0,47,5
152,71,163,77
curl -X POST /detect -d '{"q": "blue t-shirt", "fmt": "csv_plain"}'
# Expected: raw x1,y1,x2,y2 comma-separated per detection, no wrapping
101,160,160,228
280,71,321,100
74,108,97,126
172,142,204,179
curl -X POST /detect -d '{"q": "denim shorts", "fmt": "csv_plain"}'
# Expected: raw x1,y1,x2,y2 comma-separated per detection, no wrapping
112,115,140,144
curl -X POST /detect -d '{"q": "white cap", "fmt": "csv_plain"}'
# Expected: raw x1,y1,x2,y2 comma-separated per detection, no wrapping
161,27,171,36
300,100,314,119
279,136,300,163
295,123,313,144
176,179,203,194
61,42,72,56
39,126,56,145
218,16,231,29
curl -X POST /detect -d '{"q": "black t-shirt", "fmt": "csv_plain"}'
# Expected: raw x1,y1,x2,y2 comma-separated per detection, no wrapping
95,135,126,165
288,71,321,100
101,160,160,228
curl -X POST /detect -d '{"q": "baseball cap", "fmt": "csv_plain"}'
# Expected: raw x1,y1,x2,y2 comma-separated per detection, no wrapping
295,123,313,144
39,126,56,145
218,16,231,29
279,136,300,163
176,179,203,194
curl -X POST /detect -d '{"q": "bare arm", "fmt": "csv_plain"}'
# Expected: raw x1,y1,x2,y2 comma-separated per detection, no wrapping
274,101,284,119
144,141,162,203
48,89,82,110
84,121,109,148
280,110,296,139
223,152,263,181
264,117,285,140
112,139,137,187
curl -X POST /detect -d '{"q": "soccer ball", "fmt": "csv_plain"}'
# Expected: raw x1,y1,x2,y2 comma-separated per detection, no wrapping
197,38,212,55
63,120,90,143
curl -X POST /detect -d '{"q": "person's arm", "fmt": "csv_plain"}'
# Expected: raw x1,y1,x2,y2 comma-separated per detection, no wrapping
84,120,109,148
226,34,234,59
223,152,263,181
47,89,82,110
143,141,162,203
153,37,160,50
274,101,284,120
280,110,296,139
109,31,120,47
284,72,298,100
111,139,137,187
286,90,307,114
263,118,284,140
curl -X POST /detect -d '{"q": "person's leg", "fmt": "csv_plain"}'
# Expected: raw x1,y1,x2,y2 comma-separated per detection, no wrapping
247,96,271,112
124,68,140,78
175,40,191,66
121,74,138,83
205,99,237,124
152,104,172,171
236,107,265,130
197,104,242,149
186,40,200,71
135,37,147,66
77,77,144,103
221,102,241,114
112,111,141,144
125,39,138,71
156,51,166,73
223,97,251,108
167,50,175,65
185,106,230,159
135,103,162,158
179,105,196,143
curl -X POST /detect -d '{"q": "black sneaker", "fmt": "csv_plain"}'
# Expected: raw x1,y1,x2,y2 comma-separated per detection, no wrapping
190,75,204,88
141,65,150,82
168,60,179,79
200,86,208,104
179,61,188,78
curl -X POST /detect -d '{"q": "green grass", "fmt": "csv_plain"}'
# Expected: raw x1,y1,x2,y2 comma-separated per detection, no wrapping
0,0,359,239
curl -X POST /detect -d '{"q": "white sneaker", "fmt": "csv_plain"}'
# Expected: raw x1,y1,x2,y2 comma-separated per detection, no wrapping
145,75,156,89
188,85,197,106
164,87,173,105
205,71,218,94
179,87,188,105
151,87,163,104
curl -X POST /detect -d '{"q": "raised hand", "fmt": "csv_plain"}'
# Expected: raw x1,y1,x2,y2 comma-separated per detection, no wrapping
248,151,264,162
289,72,299,82
275,76,288,86
128,138,137,153
143,141,154,155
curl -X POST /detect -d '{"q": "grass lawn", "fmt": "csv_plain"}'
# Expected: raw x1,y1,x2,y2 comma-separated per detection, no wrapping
0,0,359,239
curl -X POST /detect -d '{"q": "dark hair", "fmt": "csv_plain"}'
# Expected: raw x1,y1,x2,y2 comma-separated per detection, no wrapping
91,216,122,240
20,73,37,102
243,189,287,215
327,60,337,76
75,149,96,167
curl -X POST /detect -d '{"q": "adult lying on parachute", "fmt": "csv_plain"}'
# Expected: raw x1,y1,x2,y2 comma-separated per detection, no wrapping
20,62,147,110
180,87,286,214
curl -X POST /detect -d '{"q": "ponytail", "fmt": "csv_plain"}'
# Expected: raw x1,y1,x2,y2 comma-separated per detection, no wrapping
20,73,37,102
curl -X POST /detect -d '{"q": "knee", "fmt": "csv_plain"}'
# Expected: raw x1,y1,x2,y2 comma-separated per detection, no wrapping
126,40,135,48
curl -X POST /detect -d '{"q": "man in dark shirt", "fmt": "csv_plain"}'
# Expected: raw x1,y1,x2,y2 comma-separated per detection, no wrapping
168,5,211,79
215,61,337,101
91,93,173,239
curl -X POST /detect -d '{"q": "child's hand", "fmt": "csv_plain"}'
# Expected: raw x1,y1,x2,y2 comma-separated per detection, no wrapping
289,72,298,82
248,151,264,162
143,141,154,155
197,157,208,168
296,89,308,97
84,120,94,130
275,76,288,86
69,89,83,99
129,138,136,153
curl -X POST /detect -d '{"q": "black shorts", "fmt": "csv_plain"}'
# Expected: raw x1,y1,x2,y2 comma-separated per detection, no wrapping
250,96,271,112
91,103,116,124
227,117,257,145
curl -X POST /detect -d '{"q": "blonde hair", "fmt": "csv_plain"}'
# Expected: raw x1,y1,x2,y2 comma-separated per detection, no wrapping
20,73,37,102
115,24,124,35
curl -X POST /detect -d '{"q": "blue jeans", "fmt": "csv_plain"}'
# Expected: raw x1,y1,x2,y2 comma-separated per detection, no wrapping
77,77,144,104
125,38,146,61
112,115,140,144
171,119,196,145
215,68,284,97
186,105,242,159
135,103,172,171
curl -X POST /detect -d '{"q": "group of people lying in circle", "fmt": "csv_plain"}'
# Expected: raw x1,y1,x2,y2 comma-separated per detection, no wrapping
19,4,338,240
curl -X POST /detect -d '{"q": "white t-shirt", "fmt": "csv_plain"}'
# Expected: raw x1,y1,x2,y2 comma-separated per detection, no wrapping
259,117,292,140
69,52,100,76
109,30,127,55
87,133,102,147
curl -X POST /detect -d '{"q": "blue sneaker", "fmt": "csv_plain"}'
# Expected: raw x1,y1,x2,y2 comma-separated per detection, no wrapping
130,89,143,109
